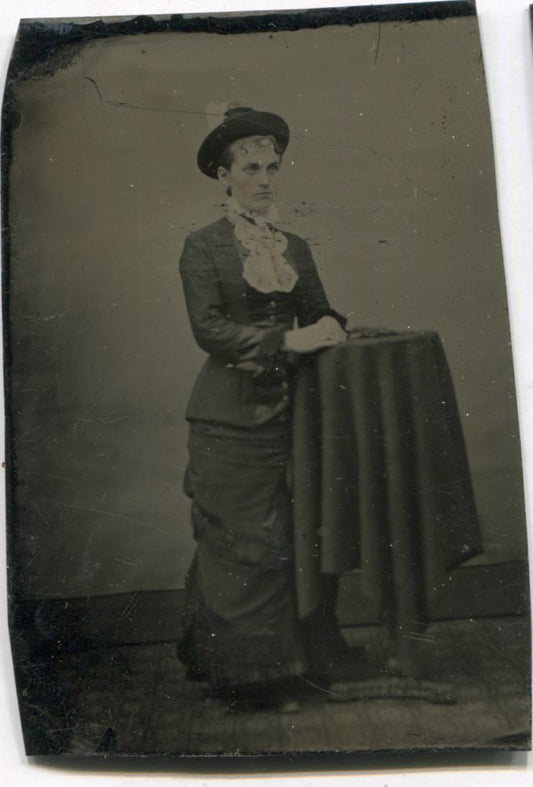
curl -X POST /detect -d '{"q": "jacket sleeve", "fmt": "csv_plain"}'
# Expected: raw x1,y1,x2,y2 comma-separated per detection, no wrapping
179,232,285,366
291,236,347,329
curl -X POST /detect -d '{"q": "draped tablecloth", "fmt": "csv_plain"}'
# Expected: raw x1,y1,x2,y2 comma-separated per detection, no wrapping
292,330,483,633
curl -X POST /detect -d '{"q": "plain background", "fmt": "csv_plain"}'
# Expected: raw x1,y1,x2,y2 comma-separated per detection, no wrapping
6,6,525,598
0,0,532,783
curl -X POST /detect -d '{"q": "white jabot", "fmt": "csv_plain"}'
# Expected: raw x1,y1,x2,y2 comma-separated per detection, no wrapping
225,199,299,294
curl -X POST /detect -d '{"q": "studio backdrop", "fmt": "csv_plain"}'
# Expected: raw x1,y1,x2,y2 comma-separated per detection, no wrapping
3,9,526,614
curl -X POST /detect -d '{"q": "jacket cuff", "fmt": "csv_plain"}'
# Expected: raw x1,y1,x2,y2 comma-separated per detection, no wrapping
256,326,287,365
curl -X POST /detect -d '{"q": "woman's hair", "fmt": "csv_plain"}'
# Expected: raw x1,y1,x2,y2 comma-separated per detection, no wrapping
218,134,283,171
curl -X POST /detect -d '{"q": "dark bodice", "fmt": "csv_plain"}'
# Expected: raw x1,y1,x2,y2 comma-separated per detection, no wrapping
245,282,298,328
180,217,343,428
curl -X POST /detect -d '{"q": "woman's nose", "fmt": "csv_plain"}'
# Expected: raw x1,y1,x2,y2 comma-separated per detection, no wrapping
259,170,274,188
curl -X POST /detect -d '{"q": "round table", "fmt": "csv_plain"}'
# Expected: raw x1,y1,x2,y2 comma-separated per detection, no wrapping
292,330,482,677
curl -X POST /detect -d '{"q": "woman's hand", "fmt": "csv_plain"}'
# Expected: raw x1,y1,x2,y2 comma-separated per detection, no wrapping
283,317,346,354
315,315,347,342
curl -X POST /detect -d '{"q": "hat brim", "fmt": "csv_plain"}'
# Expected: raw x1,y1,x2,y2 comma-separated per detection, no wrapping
197,110,289,179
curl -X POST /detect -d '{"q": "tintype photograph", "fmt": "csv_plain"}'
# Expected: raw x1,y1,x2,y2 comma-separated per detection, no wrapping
2,1,530,758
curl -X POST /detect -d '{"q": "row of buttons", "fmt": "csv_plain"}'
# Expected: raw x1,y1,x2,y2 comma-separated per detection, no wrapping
266,301,290,402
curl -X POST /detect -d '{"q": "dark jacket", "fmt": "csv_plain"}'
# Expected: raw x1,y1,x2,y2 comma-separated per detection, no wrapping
180,216,341,428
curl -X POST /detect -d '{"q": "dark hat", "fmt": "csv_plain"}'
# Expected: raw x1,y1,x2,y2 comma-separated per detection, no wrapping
197,106,290,179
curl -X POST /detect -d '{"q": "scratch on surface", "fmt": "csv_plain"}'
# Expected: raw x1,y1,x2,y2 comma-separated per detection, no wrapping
86,524,99,547
290,131,436,197
118,592,139,619
23,312,67,322
35,498,169,534
378,150,436,197
72,411,128,433
85,76,103,104
83,76,435,197
33,500,53,528
113,558,139,566
24,470,72,482
13,425,41,448
373,21,382,66
106,100,221,116
296,673,334,696
85,77,222,117
408,632,435,642
284,718,295,745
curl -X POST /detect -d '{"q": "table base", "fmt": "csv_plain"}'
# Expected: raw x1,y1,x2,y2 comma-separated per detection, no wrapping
328,677,457,705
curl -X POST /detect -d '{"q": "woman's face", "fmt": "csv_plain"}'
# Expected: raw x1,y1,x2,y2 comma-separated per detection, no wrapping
218,136,281,215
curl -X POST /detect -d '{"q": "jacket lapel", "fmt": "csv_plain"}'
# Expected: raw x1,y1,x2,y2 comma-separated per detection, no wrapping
206,217,250,324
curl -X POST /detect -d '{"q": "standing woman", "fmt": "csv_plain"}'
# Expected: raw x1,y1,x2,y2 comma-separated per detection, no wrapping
178,106,346,711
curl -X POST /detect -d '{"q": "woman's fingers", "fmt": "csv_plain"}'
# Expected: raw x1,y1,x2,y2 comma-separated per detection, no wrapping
315,315,346,342
319,332,346,345
283,324,346,353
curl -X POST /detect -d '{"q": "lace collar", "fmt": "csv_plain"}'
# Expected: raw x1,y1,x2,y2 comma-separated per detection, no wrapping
225,199,299,294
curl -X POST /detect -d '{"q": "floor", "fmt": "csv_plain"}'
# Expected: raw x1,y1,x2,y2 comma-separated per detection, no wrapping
21,616,531,756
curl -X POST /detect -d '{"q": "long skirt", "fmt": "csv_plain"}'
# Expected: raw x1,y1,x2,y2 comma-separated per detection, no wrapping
178,417,308,686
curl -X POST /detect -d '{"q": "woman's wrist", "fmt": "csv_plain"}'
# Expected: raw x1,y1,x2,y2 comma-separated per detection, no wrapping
282,329,297,353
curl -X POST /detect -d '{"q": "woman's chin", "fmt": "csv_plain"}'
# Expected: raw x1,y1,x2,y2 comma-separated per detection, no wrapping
252,201,273,215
